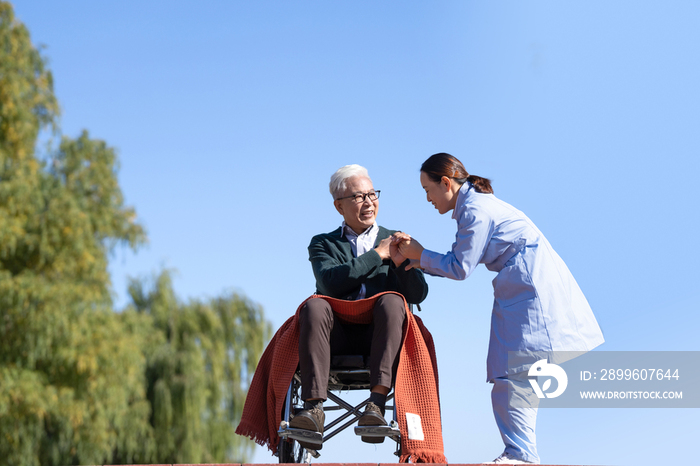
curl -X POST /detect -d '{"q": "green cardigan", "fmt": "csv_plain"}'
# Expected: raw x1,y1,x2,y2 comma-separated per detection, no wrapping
308,225,429,304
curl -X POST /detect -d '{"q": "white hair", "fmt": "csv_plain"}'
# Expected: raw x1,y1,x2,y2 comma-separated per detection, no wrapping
329,164,371,199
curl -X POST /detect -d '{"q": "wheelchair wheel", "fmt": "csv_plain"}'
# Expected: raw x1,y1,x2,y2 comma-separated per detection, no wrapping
278,436,306,463
279,374,309,463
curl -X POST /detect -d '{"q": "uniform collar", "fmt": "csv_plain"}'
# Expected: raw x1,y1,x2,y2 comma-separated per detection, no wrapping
451,182,473,220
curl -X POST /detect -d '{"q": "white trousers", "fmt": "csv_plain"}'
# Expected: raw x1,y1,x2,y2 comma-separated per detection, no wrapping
491,375,540,463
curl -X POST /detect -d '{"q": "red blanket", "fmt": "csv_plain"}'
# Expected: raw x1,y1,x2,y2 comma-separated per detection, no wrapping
235,292,446,463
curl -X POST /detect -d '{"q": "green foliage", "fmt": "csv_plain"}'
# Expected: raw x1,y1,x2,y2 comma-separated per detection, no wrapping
0,2,271,465
127,271,272,463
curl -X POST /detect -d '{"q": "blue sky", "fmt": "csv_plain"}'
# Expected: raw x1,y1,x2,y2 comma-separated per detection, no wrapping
12,1,700,464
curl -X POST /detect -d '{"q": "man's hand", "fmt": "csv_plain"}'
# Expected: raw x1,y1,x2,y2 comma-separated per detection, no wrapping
374,237,392,261
389,234,407,267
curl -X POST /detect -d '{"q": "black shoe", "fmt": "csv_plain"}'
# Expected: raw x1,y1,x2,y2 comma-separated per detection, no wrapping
289,404,325,450
358,401,387,444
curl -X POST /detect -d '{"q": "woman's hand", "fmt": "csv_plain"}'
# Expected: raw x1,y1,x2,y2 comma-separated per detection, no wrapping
392,233,424,262
391,232,411,244
402,259,422,271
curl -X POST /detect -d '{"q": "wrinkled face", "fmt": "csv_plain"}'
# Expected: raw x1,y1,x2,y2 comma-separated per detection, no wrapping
420,171,451,214
334,175,378,234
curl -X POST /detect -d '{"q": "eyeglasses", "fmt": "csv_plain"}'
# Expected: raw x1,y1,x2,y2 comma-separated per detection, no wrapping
336,190,381,204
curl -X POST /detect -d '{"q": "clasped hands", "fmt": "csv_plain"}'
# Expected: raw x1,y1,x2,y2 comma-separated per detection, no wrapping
374,232,424,271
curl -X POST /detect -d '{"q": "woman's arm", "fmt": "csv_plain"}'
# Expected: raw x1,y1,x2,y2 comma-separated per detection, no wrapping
399,206,493,280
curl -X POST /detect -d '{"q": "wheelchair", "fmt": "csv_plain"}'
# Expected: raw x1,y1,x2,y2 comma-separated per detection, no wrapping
277,354,401,464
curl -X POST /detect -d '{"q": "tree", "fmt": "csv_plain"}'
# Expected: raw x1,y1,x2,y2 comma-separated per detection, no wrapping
0,3,270,464
126,270,272,463
1,4,153,465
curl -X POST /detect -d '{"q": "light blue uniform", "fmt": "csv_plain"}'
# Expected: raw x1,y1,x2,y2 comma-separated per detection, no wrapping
420,182,604,463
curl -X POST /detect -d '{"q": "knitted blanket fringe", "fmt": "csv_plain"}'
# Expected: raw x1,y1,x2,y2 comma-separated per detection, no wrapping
400,449,450,464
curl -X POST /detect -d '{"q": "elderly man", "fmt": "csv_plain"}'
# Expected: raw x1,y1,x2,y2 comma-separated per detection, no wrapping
290,164,429,448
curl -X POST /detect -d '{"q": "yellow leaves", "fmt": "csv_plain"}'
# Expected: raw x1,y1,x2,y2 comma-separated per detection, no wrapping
0,370,50,421
0,7,58,163
29,404,46,420
0,3,153,464
75,353,97,376
68,404,85,429
81,250,95,267
27,158,38,174
3,99,15,112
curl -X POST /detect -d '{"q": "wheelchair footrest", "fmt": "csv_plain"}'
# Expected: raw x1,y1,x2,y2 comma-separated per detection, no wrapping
278,421,323,447
354,420,400,440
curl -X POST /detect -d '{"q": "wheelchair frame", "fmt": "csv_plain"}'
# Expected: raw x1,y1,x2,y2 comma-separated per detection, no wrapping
277,356,401,464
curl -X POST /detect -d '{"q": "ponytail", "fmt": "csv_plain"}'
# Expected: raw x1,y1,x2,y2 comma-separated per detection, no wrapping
421,153,493,194
467,174,493,194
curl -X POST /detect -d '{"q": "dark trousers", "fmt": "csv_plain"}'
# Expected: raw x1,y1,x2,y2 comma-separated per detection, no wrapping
298,294,406,400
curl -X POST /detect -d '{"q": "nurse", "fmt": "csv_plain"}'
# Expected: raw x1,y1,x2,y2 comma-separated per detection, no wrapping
393,153,604,465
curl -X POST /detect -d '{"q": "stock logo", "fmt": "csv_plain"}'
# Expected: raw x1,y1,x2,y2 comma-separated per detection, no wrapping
528,359,568,399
